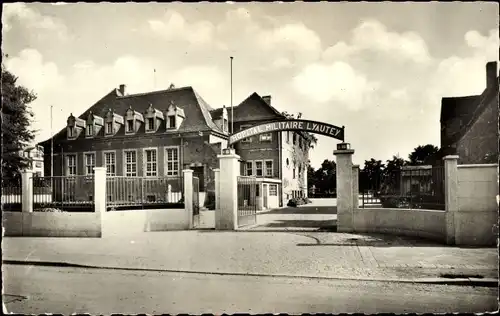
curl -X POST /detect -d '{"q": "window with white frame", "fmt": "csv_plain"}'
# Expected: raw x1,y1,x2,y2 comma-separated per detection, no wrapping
269,184,278,196
124,150,137,177
265,160,273,177
66,154,76,176
86,124,93,137
292,132,297,144
68,127,75,138
146,117,155,132
255,161,263,177
167,116,176,129
165,147,179,176
244,161,253,176
260,133,272,142
106,122,113,135
286,131,290,143
104,152,116,176
126,119,134,133
84,153,95,175
144,149,157,177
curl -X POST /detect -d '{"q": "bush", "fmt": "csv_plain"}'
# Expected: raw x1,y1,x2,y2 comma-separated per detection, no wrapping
380,195,409,208
287,198,306,207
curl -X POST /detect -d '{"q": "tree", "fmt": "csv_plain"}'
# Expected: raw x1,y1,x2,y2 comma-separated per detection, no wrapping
359,158,385,192
381,155,407,194
408,144,439,165
1,59,36,179
281,111,318,148
307,159,336,196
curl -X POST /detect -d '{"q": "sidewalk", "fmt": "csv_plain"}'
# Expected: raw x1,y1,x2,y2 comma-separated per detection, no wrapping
2,231,498,285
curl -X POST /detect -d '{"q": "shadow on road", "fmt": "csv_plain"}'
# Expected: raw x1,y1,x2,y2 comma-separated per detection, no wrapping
263,206,337,215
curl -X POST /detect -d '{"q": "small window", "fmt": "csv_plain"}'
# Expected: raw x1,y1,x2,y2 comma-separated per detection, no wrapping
286,131,290,143
255,161,263,177
245,162,253,176
86,124,93,137
145,149,157,177
293,168,296,179
106,122,113,134
85,153,96,175
66,155,77,176
168,116,176,129
223,118,228,132
126,119,134,133
68,127,75,138
260,133,272,142
265,160,273,177
146,117,155,131
240,125,252,143
256,184,260,197
269,184,277,196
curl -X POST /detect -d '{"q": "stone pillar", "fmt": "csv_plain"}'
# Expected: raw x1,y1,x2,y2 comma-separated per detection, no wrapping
93,167,106,214
214,168,220,210
216,149,240,230
352,164,360,209
334,143,355,233
183,169,194,229
443,155,459,245
21,170,34,213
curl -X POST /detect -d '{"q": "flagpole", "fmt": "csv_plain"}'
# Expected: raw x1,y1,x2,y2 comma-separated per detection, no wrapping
230,56,234,147
51,105,54,177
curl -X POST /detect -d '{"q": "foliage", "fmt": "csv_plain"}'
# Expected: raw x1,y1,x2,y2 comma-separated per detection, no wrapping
307,159,336,195
281,111,318,148
1,57,36,179
359,158,385,192
408,144,439,165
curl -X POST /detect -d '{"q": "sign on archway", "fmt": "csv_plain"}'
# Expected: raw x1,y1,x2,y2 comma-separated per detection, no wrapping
228,119,345,145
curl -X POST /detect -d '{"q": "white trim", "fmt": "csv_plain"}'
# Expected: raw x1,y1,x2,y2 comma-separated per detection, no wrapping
264,159,273,177
85,124,95,139
83,151,97,175
145,117,156,134
67,126,77,140
104,121,114,137
244,160,254,176
102,150,117,176
123,149,138,177
125,118,135,135
255,160,264,177
164,146,180,177
143,147,158,177
166,114,176,130
260,132,272,142
64,153,77,176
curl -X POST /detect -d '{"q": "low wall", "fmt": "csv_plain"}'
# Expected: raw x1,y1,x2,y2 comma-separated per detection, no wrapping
2,212,101,237
101,209,188,237
353,208,446,242
454,164,498,246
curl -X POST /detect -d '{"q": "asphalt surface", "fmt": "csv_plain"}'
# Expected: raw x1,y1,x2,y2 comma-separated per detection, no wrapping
3,264,498,314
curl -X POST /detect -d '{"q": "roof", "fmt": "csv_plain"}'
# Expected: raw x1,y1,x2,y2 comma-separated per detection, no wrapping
210,92,285,122
440,95,481,123
41,85,224,145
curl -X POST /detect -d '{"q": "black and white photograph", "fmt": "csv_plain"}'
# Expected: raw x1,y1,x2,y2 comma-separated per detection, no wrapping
1,2,499,314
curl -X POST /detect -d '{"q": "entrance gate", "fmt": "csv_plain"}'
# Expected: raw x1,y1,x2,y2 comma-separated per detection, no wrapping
193,176,200,225
237,176,257,227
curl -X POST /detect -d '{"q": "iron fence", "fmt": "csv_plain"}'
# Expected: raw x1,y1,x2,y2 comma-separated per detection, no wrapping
193,176,200,216
2,178,22,211
237,176,257,227
361,166,445,210
106,176,184,209
32,176,95,212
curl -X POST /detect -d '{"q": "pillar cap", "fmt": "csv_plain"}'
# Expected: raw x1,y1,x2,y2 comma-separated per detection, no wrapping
21,170,34,174
443,155,459,160
352,164,360,168
217,153,241,159
334,149,355,155
213,168,220,172
93,167,106,170
182,169,194,173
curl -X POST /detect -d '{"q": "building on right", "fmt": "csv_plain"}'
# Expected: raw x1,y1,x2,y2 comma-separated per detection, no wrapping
439,61,499,164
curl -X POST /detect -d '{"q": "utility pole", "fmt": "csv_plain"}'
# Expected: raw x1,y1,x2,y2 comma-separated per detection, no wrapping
51,105,54,178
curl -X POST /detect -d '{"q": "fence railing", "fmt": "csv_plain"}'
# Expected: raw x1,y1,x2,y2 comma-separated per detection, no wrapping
2,178,22,211
32,176,95,211
361,166,445,210
106,176,184,209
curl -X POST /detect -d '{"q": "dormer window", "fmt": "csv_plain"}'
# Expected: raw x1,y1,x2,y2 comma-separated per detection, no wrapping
165,101,185,131
85,111,103,138
66,114,86,140
106,122,113,134
144,103,164,134
125,106,144,135
104,109,124,137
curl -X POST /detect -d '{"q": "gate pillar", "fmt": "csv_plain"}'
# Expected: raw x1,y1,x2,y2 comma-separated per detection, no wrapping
216,149,240,230
334,143,355,232
21,170,34,213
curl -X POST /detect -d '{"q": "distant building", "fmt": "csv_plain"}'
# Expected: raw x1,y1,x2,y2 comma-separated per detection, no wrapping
40,85,311,209
19,145,44,177
439,61,499,164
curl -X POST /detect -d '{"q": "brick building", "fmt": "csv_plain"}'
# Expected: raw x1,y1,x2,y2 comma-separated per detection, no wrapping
40,85,311,208
439,61,499,164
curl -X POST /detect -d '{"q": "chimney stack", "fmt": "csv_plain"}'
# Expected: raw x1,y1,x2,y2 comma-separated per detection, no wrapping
262,95,271,105
119,84,127,96
486,61,497,88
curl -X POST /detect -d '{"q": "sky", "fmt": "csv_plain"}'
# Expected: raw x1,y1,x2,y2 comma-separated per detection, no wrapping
2,2,499,168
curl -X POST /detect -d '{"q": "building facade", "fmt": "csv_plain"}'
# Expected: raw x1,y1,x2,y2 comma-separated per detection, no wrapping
41,85,311,209
440,61,499,164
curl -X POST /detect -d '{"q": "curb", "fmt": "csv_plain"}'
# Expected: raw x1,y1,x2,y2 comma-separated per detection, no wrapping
4,259,498,288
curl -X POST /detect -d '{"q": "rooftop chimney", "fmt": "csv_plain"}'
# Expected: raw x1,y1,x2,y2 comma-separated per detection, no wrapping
486,61,497,88
262,95,271,105
119,84,127,96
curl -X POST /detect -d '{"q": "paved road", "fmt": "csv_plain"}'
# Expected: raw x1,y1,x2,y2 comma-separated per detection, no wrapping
3,264,497,314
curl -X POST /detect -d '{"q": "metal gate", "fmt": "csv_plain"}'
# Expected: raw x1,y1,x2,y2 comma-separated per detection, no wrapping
237,176,257,227
193,176,200,224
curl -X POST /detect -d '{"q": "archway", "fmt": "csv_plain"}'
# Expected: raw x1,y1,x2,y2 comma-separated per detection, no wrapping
223,119,348,230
